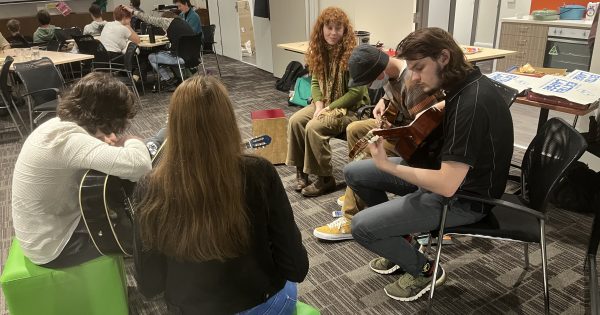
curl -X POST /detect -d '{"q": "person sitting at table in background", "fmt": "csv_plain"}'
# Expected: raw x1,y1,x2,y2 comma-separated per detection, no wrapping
0,31,11,51
134,75,308,314
83,4,107,36
121,5,196,91
130,0,144,32
174,0,201,35
287,6,369,197
6,19,30,48
99,5,140,61
33,10,60,44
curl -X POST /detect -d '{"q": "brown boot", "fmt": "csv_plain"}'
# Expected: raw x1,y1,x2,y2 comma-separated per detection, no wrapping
295,168,310,192
301,176,336,197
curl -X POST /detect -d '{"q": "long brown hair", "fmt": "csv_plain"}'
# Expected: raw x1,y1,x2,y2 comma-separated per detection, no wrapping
396,27,473,90
136,76,249,262
305,7,356,81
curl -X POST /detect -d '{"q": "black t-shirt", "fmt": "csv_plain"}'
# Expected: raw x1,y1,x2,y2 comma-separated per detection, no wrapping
441,67,514,201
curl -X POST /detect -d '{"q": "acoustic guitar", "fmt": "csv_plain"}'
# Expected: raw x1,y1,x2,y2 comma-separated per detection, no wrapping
349,92,443,162
79,135,272,256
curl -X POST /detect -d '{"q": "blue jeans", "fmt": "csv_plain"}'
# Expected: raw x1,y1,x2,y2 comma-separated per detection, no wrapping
346,158,488,276
148,51,184,81
237,281,297,315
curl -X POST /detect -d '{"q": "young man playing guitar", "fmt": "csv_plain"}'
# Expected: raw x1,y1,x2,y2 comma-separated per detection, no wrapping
313,44,444,241
11,72,152,268
348,28,514,301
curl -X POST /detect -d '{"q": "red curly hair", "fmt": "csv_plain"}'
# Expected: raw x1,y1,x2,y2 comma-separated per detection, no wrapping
306,7,356,81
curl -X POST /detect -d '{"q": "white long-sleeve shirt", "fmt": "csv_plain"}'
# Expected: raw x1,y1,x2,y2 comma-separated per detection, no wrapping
11,118,152,264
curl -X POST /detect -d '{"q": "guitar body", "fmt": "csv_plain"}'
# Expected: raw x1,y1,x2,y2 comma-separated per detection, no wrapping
374,106,444,161
79,171,135,256
79,135,272,256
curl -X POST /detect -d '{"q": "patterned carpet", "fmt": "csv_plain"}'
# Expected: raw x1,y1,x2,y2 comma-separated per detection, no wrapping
0,56,596,315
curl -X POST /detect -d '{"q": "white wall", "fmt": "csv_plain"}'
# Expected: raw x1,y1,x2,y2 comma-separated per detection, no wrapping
253,16,272,72
474,0,499,47
427,0,450,30
453,0,475,44
317,0,415,51
270,0,307,78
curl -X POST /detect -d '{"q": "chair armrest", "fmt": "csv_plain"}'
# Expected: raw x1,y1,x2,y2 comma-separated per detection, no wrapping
454,190,546,220
21,88,60,98
92,68,130,75
357,105,375,120
93,61,125,68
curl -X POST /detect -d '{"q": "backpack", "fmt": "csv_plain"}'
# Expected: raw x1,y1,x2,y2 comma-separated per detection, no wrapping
288,76,311,107
276,61,308,92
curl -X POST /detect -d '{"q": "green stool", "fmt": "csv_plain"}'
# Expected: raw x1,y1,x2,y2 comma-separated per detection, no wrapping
1,239,129,315
295,301,320,315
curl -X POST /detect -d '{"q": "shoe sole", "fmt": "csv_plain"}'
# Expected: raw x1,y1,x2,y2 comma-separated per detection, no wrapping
370,263,400,275
301,186,336,197
383,268,447,302
313,229,353,241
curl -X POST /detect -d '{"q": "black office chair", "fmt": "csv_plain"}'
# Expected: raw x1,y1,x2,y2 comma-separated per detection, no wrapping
13,57,65,130
7,34,31,48
200,24,221,76
93,42,143,104
426,117,588,315
0,56,26,138
155,34,202,93
73,35,123,70
45,40,61,52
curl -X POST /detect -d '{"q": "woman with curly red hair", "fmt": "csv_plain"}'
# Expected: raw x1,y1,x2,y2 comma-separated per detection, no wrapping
287,7,370,197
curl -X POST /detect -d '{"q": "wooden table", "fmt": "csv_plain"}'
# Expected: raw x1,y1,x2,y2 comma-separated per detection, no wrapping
138,35,169,49
0,49,94,69
515,96,598,133
66,35,170,49
277,41,517,63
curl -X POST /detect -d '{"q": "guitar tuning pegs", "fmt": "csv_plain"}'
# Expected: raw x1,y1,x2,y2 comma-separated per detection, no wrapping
98,230,103,237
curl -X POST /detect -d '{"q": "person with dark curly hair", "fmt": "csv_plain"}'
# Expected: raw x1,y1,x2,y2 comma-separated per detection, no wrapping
287,7,369,197
11,72,152,268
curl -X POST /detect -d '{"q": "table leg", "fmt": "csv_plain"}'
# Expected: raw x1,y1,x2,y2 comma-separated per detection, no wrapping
537,108,549,134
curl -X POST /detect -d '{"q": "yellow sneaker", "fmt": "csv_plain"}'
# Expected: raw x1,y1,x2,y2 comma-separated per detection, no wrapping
313,217,353,241
337,195,345,207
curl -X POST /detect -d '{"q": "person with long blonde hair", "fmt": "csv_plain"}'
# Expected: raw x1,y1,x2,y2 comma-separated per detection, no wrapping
287,7,370,197
134,75,308,314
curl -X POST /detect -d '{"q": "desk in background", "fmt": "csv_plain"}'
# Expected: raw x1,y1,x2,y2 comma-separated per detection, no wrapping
0,49,94,69
515,97,598,134
276,41,517,63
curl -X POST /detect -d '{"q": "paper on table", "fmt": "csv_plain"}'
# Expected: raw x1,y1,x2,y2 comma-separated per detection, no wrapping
486,72,543,93
531,77,600,105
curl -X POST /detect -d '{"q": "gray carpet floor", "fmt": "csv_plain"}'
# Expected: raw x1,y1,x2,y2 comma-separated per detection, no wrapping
0,57,596,314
